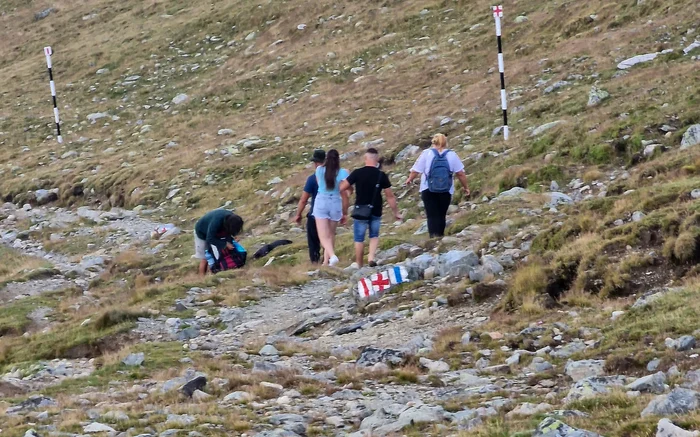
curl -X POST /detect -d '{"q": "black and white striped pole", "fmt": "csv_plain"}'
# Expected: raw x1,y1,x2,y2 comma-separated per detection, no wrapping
44,46,63,144
492,5,509,141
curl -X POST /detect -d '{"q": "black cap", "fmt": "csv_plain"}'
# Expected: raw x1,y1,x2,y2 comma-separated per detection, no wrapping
311,149,326,163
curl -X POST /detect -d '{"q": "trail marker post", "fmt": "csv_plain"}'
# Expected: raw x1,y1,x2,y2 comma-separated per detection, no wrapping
44,46,63,144
492,5,509,141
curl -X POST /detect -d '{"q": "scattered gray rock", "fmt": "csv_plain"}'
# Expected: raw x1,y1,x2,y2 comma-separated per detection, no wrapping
87,112,109,123
564,376,627,403
544,81,570,94
35,189,59,205
122,352,145,367
287,311,341,335
419,357,450,373
565,360,605,382
551,340,587,359
84,423,117,433
507,402,554,418
395,145,420,163
532,120,565,136
666,335,696,351
180,376,207,397
348,131,366,143
533,417,602,436
259,344,280,356
588,86,610,107
436,250,479,277
172,93,189,105
223,391,253,403
617,52,660,70
627,372,667,394
642,388,700,417
357,347,407,367
497,187,527,199
656,418,700,437
35,8,54,20
681,125,700,150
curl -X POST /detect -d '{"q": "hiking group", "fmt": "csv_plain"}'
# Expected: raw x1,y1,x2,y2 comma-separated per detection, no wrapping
194,133,469,274
294,133,470,267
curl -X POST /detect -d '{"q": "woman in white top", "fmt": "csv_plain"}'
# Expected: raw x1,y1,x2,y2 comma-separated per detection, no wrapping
405,134,470,237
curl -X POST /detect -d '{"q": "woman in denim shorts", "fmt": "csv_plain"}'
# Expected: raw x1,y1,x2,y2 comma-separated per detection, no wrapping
312,149,349,266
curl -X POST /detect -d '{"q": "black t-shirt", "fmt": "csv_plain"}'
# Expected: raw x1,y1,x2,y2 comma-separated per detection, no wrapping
346,166,391,217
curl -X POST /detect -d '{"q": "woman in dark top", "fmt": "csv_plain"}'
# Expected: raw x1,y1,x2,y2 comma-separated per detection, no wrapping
194,209,244,275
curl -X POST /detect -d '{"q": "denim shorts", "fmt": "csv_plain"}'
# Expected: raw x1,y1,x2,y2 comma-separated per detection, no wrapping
353,215,381,242
312,193,343,221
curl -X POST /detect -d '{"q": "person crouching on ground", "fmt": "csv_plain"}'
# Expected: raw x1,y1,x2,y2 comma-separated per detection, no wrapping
293,149,325,264
341,148,402,268
404,133,470,238
194,209,244,275
312,149,349,266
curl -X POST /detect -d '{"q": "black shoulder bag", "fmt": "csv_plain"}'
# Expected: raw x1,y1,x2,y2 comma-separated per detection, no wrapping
351,170,384,221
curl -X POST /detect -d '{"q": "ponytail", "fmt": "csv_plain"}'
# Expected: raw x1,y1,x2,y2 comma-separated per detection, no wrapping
324,149,340,190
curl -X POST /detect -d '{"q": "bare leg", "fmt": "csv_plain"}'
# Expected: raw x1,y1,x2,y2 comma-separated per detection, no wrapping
354,242,364,267
316,218,332,265
327,220,339,261
368,238,380,264
198,259,208,276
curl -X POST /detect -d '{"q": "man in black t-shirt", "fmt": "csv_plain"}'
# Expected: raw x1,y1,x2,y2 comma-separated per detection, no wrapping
341,148,402,268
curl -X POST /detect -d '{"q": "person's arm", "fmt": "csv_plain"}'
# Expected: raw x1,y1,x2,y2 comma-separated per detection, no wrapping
456,171,470,196
339,179,351,193
405,171,421,186
206,214,229,251
384,188,402,221
340,189,350,225
293,191,311,223
405,152,426,186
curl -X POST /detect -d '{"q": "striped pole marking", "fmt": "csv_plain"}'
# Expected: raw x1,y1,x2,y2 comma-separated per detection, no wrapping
44,46,63,144
492,5,509,141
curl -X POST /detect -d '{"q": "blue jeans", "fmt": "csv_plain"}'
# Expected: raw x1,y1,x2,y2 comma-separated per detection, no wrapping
353,216,381,243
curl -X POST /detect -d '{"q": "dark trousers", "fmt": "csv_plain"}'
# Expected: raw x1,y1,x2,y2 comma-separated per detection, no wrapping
421,191,452,237
306,216,321,263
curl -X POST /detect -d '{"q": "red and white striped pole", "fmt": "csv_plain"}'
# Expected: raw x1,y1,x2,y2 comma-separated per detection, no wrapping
492,5,509,141
44,46,63,144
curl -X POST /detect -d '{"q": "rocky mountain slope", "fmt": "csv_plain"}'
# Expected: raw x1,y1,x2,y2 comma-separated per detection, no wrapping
0,0,700,436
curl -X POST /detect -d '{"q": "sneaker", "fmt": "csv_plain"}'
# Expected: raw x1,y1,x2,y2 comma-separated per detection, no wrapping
348,262,360,270
368,260,378,268
329,255,339,267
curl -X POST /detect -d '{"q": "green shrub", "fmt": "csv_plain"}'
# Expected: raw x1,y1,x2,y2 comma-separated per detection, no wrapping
674,231,699,262
588,144,612,164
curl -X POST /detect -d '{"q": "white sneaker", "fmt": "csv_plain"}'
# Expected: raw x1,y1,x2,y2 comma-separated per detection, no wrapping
348,262,360,270
329,255,339,267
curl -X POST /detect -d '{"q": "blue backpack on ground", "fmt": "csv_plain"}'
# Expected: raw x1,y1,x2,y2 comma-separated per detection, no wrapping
427,149,453,193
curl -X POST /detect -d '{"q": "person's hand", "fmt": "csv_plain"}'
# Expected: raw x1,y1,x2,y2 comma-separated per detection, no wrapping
226,242,234,250
293,213,302,224
464,187,471,198
340,214,348,225
394,212,403,222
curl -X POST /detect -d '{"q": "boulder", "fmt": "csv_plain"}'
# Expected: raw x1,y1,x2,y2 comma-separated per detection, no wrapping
565,360,605,382
642,388,700,417
681,125,700,150
180,376,207,397
356,347,407,367
348,131,366,142
497,187,527,199
404,253,436,280
436,250,479,278
656,418,700,437
395,145,420,163
506,402,553,418
617,52,660,70
84,423,117,433
627,372,667,394
531,120,565,136
172,93,189,104
564,376,627,403
587,86,610,107
419,357,450,373
533,417,602,436
35,189,59,205
259,344,280,356
122,352,145,367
